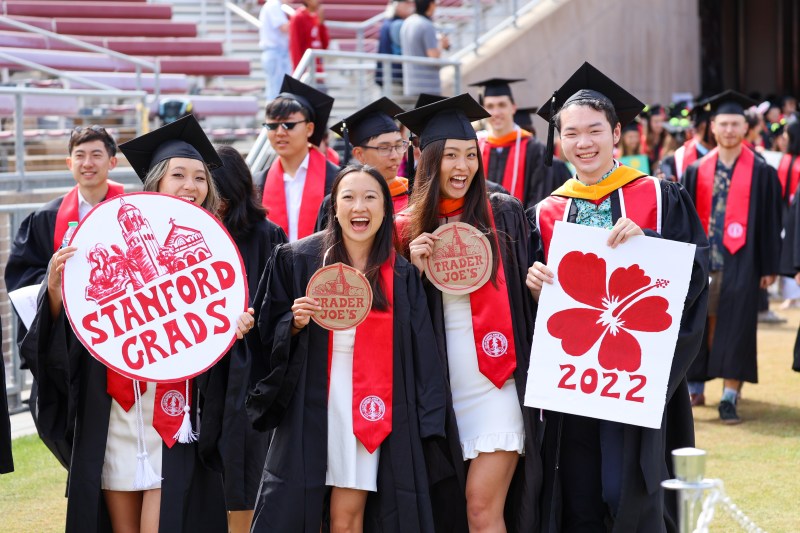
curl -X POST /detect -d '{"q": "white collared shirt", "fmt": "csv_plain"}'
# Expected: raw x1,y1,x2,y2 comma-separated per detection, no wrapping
76,188,95,221
284,153,310,242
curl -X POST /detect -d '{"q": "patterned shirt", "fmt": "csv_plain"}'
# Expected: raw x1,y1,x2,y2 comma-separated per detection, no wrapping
574,161,619,229
708,160,734,271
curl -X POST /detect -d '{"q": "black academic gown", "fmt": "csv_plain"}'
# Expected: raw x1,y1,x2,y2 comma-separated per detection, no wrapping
778,184,800,372
219,218,287,510
0,318,12,474
416,193,543,533
682,154,782,383
246,234,447,533
529,179,709,533
5,195,73,469
20,283,229,533
485,138,571,209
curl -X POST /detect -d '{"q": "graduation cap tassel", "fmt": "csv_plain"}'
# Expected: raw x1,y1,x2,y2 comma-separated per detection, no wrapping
406,135,416,194
132,380,163,490
545,91,557,167
342,121,351,166
173,380,197,444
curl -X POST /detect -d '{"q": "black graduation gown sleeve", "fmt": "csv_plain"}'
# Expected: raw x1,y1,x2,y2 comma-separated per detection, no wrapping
419,194,543,533
5,197,61,293
315,193,333,233
248,235,446,533
21,270,228,533
682,158,781,383
779,184,800,371
529,180,709,533
0,317,12,474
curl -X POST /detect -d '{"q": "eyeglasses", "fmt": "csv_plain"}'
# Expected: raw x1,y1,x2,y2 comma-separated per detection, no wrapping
360,140,410,157
262,120,309,131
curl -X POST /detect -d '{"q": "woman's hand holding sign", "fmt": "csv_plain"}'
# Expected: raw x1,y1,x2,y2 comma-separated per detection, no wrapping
49,245,77,318
408,232,439,276
291,296,322,334
235,308,256,340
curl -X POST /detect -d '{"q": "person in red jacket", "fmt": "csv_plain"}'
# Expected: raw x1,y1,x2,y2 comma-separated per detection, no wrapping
289,0,329,76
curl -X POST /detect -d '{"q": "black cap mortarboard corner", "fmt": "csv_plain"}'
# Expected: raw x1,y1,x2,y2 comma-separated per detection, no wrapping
274,74,335,147
414,93,447,109
468,77,525,100
536,62,645,166
702,90,758,117
514,106,538,132
395,93,490,151
330,97,403,148
119,114,222,182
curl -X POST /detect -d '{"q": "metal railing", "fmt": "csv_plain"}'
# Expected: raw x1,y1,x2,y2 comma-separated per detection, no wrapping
0,87,148,184
0,16,161,100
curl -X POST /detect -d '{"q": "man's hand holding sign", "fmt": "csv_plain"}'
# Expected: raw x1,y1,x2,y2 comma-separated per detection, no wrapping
524,221,696,428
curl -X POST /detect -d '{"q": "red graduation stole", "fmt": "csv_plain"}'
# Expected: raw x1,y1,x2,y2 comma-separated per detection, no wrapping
537,168,659,261
327,255,395,454
53,181,126,252
679,139,700,174
778,154,800,204
480,129,532,202
262,148,327,240
695,146,754,255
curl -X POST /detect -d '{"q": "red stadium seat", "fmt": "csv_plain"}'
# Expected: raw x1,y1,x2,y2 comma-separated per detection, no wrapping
3,1,172,20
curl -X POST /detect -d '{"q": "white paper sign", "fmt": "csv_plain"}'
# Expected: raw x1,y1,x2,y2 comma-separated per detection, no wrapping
524,222,696,428
8,283,42,330
61,192,248,383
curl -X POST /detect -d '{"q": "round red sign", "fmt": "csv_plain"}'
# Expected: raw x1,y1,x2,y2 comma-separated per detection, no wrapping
61,192,248,383
306,262,373,331
425,222,493,295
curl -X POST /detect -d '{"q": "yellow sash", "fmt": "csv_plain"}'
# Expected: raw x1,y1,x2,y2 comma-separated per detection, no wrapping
552,166,647,200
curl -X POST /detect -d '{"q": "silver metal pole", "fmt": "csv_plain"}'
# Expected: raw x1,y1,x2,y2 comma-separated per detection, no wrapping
662,448,715,533
13,93,25,185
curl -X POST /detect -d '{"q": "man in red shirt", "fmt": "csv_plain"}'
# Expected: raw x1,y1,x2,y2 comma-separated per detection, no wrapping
289,0,329,75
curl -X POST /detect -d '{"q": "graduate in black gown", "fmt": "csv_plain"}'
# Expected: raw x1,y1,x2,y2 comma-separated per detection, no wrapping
21,115,256,533
5,126,124,470
246,164,446,533
211,145,288,533
396,94,542,532
471,78,571,210
527,62,709,532
1,318,12,474
681,91,783,423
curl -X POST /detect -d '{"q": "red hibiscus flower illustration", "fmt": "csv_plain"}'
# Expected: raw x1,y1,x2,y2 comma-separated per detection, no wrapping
547,251,672,372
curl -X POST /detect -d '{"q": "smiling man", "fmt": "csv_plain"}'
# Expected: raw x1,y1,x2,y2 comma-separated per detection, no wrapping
471,78,570,209
5,124,124,469
526,62,709,532
261,75,339,242
681,91,783,424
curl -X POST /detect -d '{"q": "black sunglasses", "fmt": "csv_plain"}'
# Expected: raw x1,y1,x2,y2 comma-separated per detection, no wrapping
262,120,309,131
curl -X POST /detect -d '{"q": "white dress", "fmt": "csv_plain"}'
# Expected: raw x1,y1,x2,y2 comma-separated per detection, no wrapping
443,292,525,460
101,382,163,491
325,328,381,491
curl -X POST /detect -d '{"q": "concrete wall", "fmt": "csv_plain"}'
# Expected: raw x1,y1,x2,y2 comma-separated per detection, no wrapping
456,0,701,131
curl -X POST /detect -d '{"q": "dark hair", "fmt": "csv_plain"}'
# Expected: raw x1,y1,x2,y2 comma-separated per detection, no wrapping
403,138,499,284
744,109,761,131
211,145,268,240
787,119,800,156
553,98,620,132
323,164,396,310
265,97,312,122
68,125,117,156
415,0,433,15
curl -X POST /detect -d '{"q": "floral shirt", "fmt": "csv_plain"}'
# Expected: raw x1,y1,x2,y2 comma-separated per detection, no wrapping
708,160,734,271
574,161,619,229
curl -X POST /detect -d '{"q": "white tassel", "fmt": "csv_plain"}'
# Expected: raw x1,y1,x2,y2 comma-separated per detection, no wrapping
173,380,197,444
133,451,162,490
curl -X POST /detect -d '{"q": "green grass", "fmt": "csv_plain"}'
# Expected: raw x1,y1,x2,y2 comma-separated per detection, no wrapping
0,434,67,532
1,307,799,531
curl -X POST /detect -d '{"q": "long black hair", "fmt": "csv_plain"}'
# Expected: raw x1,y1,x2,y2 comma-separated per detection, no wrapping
322,164,396,310
211,145,268,241
404,138,499,284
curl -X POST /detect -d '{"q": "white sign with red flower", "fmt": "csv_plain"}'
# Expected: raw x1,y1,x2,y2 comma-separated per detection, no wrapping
524,221,696,428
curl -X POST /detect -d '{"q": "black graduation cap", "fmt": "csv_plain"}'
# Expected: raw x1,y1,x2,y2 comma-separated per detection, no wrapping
621,121,641,134
414,93,446,109
330,97,403,147
395,93,490,150
513,106,538,131
468,77,525,99
536,62,645,165
119,114,222,182
702,90,758,116
275,74,334,147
